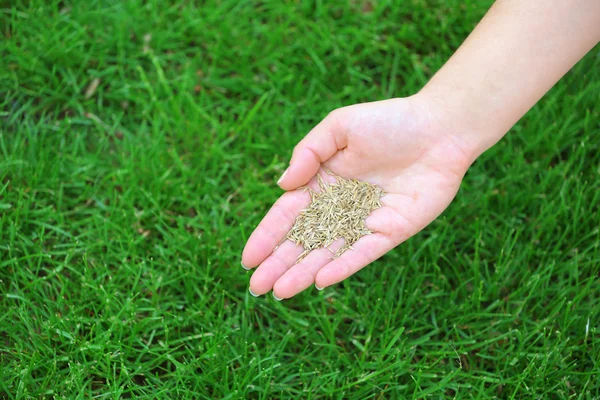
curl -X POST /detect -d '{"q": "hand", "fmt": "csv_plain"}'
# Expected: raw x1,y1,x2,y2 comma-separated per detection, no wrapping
241,95,474,300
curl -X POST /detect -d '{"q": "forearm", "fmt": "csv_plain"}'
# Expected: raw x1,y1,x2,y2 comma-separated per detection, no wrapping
418,0,600,158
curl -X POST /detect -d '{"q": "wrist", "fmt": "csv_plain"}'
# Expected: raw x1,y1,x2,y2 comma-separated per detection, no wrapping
413,84,509,161
407,91,481,165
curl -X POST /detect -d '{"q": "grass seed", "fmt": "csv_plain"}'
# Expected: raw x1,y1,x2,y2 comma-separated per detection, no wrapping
285,169,384,262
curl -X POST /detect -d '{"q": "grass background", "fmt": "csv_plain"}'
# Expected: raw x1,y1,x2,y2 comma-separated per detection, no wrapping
1,0,599,398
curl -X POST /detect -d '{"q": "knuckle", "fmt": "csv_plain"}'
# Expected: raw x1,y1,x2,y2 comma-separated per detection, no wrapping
326,108,343,123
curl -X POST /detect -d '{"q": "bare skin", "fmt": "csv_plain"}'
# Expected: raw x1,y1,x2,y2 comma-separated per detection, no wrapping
242,0,600,300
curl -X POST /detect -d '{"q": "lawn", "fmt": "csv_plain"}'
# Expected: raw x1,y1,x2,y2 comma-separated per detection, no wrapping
1,0,599,398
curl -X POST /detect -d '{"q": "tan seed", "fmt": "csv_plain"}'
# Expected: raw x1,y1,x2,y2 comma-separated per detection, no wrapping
285,169,384,263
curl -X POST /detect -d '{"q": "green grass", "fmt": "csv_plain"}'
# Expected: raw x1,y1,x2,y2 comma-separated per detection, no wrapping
1,0,599,398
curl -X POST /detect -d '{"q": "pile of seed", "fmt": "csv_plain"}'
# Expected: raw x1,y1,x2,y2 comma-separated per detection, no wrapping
285,169,384,262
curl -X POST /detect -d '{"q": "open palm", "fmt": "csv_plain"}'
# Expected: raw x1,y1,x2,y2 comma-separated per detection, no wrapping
242,96,474,300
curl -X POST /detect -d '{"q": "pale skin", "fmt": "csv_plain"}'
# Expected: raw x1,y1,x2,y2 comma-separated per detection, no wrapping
242,0,600,300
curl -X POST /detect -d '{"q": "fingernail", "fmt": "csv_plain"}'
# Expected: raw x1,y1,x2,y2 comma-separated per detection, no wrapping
272,292,283,301
249,287,260,297
277,168,288,184
241,261,251,271
315,283,324,291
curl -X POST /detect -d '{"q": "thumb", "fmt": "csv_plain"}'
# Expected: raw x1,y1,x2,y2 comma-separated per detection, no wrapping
277,111,347,190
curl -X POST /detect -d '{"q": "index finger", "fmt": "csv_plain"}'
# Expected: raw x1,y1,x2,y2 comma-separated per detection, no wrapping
241,189,311,269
